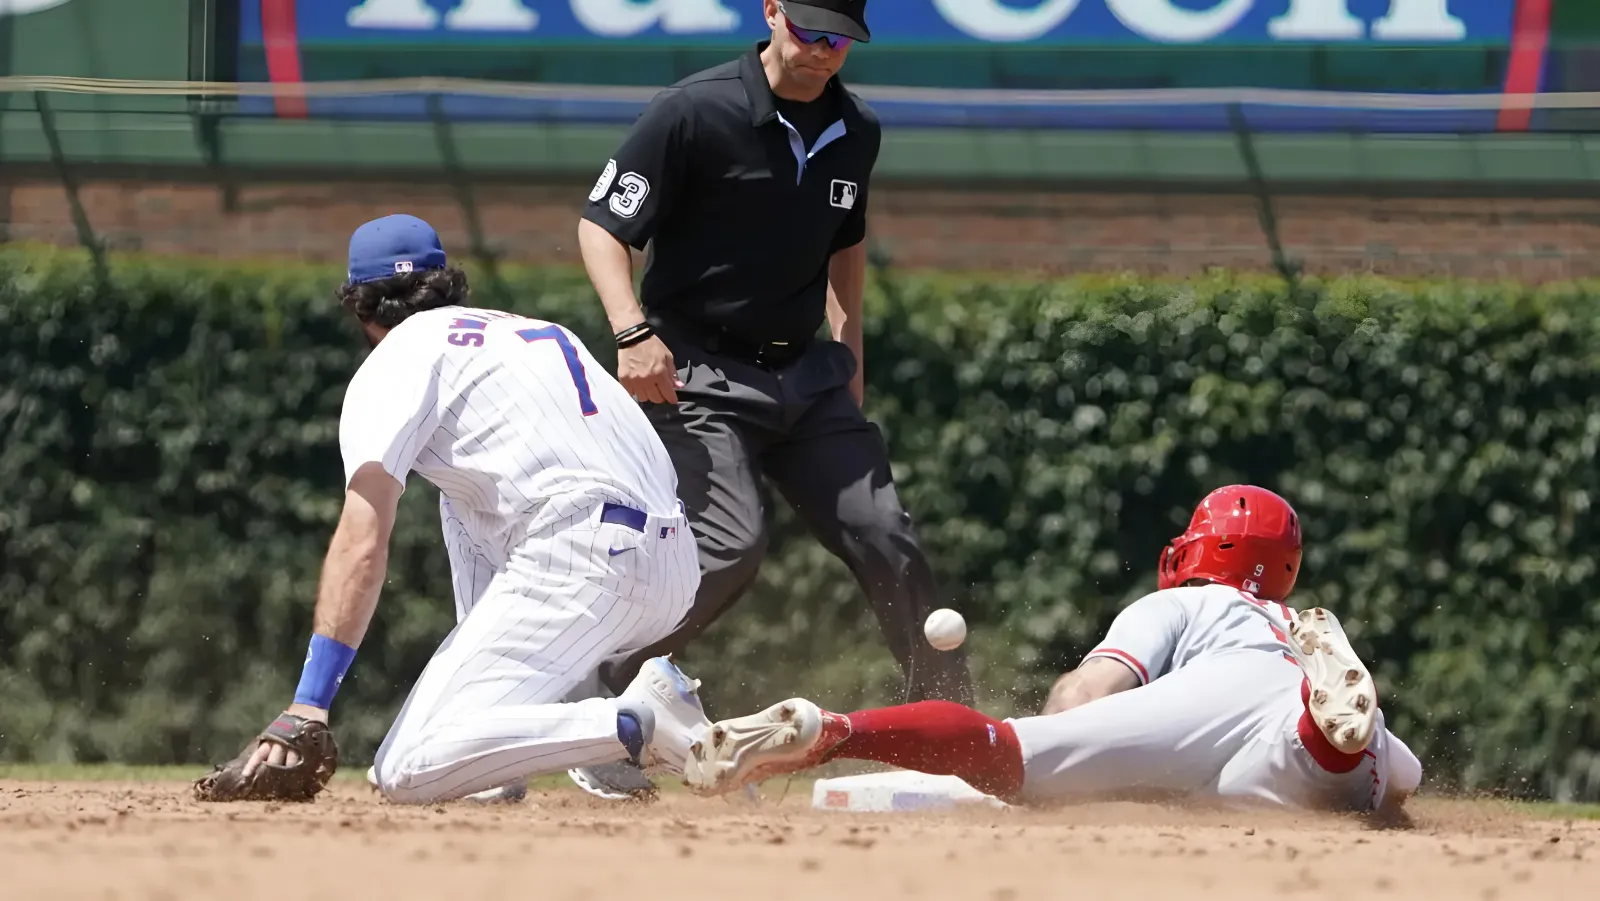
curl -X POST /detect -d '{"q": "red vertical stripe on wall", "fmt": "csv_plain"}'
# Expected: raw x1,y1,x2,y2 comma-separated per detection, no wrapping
1498,0,1553,132
260,0,308,119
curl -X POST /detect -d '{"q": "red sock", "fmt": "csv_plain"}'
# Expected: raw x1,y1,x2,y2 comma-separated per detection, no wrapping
828,701,1025,800
1296,678,1366,773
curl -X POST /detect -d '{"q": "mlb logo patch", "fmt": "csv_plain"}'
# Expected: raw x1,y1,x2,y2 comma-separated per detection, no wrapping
659,526,676,539
830,179,857,210
394,261,414,274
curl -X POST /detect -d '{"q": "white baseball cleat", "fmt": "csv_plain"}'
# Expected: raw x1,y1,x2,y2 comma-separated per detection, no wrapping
682,697,851,796
1288,607,1378,755
613,656,712,777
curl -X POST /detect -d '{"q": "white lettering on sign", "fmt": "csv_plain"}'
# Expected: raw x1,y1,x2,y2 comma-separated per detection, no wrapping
1107,0,1253,44
349,0,736,35
348,0,440,29
348,0,539,30
1270,0,1465,40
0,0,75,14
938,0,1475,44
447,0,538,31
344,0,1475,43
1372,0,1466,40
932,0,1081,44
1268,0,1362,38
571,0,739,37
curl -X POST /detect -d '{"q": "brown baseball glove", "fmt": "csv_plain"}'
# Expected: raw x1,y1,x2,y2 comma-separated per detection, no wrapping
192,713,339,802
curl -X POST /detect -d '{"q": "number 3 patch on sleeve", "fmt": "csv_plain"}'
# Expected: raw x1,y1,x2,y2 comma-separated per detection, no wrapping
608,173,651,219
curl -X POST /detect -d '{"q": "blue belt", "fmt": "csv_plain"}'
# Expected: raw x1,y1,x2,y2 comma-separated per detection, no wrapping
600,502,648,533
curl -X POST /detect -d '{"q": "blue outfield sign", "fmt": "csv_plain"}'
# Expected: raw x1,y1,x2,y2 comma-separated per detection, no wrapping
242,1,1512,47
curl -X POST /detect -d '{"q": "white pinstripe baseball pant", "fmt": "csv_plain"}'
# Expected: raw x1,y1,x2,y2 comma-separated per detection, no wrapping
371,500,698,804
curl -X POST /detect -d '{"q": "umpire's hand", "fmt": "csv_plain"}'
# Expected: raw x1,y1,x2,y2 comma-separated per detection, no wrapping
619,335,683,405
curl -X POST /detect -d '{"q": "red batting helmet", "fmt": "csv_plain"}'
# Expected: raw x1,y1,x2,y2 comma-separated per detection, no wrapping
1157,485,1303,602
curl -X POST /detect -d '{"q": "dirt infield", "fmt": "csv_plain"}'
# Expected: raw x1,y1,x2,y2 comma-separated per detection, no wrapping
0,779,1593,900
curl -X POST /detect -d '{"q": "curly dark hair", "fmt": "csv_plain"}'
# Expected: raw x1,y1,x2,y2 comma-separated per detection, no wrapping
337,266,470,329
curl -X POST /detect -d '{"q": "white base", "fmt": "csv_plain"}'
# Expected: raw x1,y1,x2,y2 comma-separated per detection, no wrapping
811,769,1008,813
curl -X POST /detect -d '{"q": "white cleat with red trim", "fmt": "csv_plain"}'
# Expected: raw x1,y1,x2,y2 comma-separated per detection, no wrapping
682,698,851,796
1287,607,1378,755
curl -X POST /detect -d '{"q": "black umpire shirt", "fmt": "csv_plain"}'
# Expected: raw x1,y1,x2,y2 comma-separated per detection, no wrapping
581,42,882,347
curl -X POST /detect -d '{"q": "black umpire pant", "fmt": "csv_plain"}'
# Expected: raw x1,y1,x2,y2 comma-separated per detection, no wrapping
598,317,974,705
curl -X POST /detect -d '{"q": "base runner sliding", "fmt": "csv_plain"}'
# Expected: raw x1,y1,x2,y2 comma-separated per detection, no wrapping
683,485,1423,815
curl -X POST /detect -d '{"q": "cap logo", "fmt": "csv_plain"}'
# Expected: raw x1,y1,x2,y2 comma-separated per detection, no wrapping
394,261,414,274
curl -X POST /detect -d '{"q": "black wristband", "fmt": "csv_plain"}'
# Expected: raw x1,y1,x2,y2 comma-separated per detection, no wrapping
615,322,654,349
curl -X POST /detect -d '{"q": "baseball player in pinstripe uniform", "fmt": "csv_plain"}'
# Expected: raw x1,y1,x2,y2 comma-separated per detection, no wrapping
198,215,710,805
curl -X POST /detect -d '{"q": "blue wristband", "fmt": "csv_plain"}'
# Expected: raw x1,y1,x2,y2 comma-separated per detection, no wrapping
293,634,357,709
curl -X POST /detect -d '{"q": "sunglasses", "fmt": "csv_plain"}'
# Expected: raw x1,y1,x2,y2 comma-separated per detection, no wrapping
779,4,854,51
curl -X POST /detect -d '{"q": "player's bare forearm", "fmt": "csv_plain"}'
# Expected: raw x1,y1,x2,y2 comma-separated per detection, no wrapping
581,218,680,402
235,465,401,772
827,241,867,405
310,463,403,649
578,218,645,332
1040,657,1142,715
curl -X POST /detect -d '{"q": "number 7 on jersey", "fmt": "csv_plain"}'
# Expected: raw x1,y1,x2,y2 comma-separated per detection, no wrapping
517,325,599,416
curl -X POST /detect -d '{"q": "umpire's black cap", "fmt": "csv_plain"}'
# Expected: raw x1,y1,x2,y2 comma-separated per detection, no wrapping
781,0,870,43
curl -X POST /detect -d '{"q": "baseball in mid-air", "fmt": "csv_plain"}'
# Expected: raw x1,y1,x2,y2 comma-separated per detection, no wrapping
923,608,967,651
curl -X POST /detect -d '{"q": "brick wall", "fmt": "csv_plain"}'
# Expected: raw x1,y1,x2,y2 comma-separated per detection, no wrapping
4,178,1599,280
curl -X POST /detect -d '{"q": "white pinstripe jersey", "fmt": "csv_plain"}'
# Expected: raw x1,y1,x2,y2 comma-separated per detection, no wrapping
338,306,681,564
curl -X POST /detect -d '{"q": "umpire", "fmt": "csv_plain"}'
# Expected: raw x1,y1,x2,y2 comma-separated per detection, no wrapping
576,0,973,781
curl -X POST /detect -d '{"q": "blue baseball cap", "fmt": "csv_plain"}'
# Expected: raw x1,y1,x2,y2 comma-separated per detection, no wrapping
346,214,448,284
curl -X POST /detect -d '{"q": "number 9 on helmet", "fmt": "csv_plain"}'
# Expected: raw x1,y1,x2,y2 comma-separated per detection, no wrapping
1157,485,1302,602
